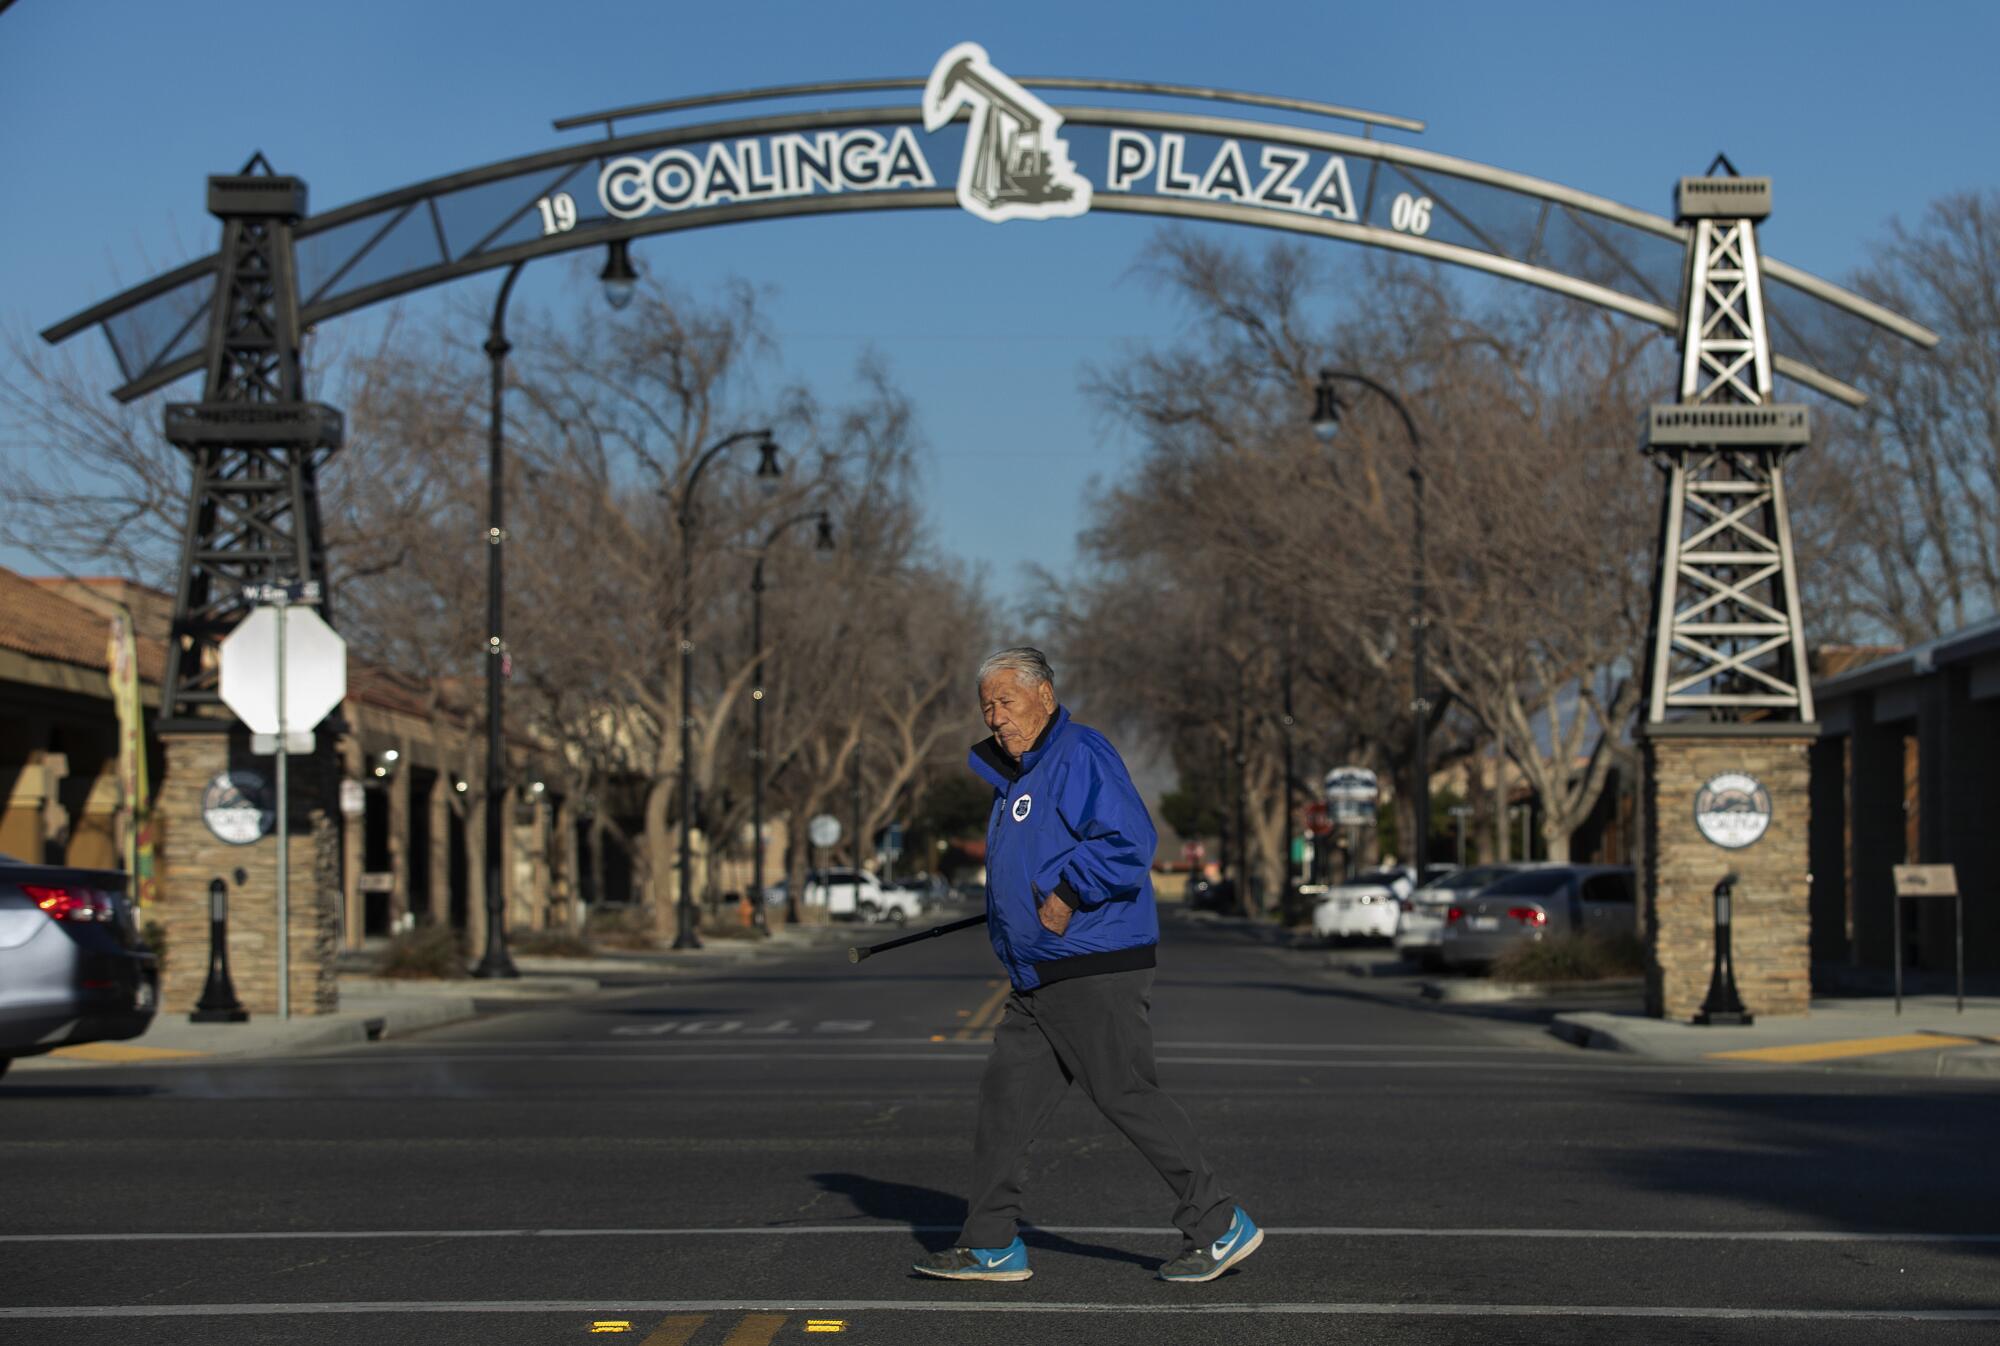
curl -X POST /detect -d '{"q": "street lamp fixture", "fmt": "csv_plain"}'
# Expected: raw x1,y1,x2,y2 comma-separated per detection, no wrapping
750,506,837,929
673,429,785,949
754,433,783,491
599,238,639,311
1309,367,1431,878
1310,370,1344,442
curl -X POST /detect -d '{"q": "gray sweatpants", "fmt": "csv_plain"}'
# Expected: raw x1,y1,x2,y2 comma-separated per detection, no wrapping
958,967,1235,1250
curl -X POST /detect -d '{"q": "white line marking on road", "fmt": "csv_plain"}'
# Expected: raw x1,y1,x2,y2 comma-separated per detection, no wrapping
9,1226,1999,1245
3,1300,1998,1322
56,1051,1689,1073
500,1039,1560,1053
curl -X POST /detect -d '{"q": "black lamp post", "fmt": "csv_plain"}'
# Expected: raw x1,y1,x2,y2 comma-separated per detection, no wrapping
1695,871,1753,1025
672,429,783,949
1280,621,1297,921
1312,368,1429,881
752,509,835,928
1233,656,1248,914
474,259,527,980
474,240,638,977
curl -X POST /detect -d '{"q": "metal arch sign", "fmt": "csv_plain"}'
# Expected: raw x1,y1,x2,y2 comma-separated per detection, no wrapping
44,42,1939,408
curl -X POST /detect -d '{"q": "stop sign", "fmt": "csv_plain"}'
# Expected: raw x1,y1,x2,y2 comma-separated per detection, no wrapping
218,605,348,734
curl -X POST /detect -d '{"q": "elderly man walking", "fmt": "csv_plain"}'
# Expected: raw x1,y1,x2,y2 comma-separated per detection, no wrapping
913,647,1261,1285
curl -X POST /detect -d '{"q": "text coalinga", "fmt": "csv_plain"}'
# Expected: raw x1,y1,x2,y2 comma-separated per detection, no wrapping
601,127,936,219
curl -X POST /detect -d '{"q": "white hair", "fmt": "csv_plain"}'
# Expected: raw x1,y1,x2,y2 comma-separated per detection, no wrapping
978,646,1055,692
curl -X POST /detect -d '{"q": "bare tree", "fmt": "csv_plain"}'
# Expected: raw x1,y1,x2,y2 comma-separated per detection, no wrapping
1793,189,2000,643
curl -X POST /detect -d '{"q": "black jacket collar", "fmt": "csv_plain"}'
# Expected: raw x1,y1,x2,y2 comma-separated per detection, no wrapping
970,707,1063,785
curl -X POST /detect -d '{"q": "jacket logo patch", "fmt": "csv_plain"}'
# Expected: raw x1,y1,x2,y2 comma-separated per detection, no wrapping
1011,794,1033,823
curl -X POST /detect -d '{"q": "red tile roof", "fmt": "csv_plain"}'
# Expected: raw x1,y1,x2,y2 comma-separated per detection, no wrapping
0,566,166,683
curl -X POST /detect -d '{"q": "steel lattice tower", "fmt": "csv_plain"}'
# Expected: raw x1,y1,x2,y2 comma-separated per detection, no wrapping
1642,174,1814,725
159,163,343,728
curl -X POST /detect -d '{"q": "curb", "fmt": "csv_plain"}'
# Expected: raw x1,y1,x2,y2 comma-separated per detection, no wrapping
1549,1012,2000,1079
1427,977,1643,1004
340,975,601,998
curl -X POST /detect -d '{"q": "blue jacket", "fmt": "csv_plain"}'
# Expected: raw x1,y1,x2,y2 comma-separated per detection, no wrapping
969,706,1160,990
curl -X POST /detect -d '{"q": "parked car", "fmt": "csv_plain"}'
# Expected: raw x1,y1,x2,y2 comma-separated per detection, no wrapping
1395,863,1538,967
0,856,158,1079
800,868,918,923
882,874,951,914
1183,874,1237,914
1311,869,1410,942
1438,864,1637,970
864,880,924,926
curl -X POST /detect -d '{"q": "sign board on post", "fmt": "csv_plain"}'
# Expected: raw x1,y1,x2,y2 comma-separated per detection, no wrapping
1891,863,1966,1015
1893,864,1958,896
808,814,842,849
218,601,348,1023
1324,766,1379,827
219,605,348,738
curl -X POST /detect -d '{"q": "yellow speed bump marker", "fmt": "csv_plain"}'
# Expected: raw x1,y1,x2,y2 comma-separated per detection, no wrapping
589,1322,632,1334
806,1321,847,1334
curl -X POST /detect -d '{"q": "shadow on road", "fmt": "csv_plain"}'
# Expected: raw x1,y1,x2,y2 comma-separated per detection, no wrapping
0,1082,162,1099
807,1171,1158,1269
1594,1085,2000,1262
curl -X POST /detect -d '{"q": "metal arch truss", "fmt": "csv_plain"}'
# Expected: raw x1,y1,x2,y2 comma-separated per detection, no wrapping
157,170,343,729
44,85,1935,409
1644,179,1814,727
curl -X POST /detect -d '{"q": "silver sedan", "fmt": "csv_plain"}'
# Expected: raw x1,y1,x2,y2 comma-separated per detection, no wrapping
0,857,158,1078
1438,865,1637,969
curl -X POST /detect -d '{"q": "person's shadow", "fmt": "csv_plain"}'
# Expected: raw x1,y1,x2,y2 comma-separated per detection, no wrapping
808,1171,1157,1270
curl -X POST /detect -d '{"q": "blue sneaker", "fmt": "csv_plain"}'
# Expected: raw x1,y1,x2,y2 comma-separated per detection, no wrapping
1159,1206,1263,1282
912,1235,1032,1282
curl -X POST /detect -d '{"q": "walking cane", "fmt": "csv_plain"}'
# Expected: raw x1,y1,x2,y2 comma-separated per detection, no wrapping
848,913,988,964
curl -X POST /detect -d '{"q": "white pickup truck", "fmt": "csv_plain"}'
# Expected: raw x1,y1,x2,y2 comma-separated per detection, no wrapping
802,869,922,924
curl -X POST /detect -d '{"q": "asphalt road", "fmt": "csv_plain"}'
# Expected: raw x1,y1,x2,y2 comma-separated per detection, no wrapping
4,909,1998,1346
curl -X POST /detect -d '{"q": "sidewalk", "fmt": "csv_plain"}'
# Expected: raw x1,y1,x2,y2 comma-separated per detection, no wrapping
14,921,860,1073
1552,995,2000,1079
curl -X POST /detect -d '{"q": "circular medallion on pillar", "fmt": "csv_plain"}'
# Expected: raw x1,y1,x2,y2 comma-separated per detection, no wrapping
201,770,273,845
1692,773,1772,850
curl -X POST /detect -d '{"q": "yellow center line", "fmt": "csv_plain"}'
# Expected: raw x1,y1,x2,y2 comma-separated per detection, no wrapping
954,980,1011,1041
720,1312,787,1346
638,1314,705,1345
1709,1033,1980,1064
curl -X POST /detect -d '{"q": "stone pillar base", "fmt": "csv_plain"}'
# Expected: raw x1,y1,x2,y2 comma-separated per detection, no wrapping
156,729,342,1017
1644,729,1814,1021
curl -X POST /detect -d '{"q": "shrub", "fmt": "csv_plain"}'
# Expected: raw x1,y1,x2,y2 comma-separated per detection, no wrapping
141,919,168,973
377,924,469,980
509,929,596,958
1491,931,1645,983
698,919,767,941
585,904,659,951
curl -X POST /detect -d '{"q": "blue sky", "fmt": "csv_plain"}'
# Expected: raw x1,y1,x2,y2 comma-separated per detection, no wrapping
4,0,1995,605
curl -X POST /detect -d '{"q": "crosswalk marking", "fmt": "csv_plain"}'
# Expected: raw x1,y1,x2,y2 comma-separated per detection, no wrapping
639,1314,705,1345
718,1312,787,1345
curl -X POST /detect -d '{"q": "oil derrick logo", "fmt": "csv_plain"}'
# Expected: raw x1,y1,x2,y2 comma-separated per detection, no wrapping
923,42,1092,224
